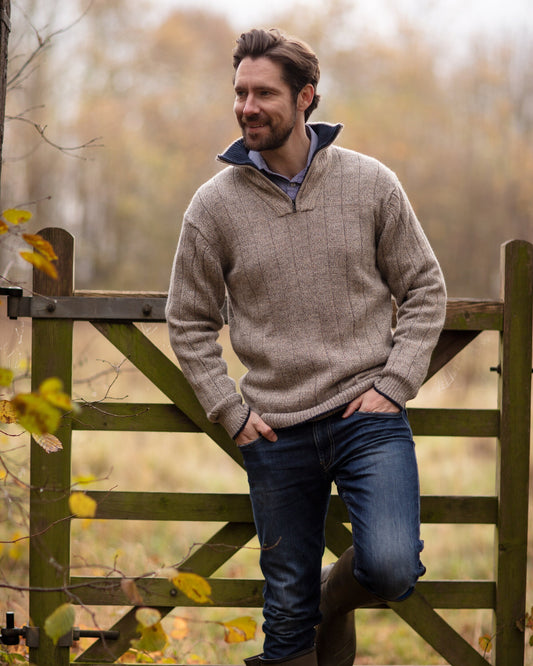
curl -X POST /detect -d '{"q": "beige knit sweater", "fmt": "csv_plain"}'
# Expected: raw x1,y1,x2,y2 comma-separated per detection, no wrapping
166,125,446,437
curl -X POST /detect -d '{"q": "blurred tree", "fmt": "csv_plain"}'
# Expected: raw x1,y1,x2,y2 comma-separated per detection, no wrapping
71,6,237,289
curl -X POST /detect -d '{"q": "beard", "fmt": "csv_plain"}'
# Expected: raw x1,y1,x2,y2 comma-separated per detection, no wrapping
240,112,296,152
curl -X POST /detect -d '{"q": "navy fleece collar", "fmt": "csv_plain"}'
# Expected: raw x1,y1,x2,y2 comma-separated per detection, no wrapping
217,122,343,168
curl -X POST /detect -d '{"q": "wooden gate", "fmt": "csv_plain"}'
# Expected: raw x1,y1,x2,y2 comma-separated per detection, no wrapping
4,229,532,665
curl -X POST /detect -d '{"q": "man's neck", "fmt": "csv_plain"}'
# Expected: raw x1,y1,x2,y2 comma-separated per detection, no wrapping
260,125,311,180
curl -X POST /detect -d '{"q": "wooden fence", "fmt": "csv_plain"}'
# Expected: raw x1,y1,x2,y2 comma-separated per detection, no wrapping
4,228,532,665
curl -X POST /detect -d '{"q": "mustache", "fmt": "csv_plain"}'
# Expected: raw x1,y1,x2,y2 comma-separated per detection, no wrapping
242,113,267,124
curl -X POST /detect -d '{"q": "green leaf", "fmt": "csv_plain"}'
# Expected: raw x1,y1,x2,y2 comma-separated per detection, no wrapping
44,603,75,645
0,368,13,387
132,608,168,652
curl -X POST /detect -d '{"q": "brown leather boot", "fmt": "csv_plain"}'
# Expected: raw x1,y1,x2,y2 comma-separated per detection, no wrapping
245,646,317,665
315,547,381,666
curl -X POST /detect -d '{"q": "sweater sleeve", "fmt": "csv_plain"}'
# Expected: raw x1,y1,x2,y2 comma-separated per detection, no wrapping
373,176,447,406
165,200,250,438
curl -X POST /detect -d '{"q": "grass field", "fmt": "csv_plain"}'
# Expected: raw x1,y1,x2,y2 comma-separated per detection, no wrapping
0,316,531,664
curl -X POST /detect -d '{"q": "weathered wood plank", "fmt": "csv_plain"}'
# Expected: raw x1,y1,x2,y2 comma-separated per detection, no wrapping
82,491,498,525
425,330,481,380
389,589,491,665
407,408,499,437
69,403,500,438
494,240,533,665
90,321,241,465
443,298,503,331
30,228,74,666
69,402,201,433
419,496,498,524
69,577,494,610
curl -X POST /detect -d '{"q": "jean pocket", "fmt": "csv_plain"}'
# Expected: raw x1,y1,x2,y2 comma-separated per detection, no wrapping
237,435,265,450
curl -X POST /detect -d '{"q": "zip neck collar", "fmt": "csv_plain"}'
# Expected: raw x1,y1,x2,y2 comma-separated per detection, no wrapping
217,122,343,168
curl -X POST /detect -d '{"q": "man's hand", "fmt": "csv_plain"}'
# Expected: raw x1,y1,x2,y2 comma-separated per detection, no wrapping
235,411,278,447
342,388,400,418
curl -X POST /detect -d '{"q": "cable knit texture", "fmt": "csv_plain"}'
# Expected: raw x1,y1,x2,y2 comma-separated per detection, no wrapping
166,124,447,437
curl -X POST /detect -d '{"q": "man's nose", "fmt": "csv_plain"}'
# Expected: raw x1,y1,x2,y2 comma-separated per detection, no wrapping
242,94,260,116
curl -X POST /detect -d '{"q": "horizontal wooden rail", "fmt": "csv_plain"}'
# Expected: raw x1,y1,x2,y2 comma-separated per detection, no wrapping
81,492,498,525
6,291,503,329
69,404,500,438
69,577,495,610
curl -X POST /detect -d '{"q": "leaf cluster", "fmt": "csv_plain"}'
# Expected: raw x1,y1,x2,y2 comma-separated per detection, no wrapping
0,375,74,452
0,208,58,279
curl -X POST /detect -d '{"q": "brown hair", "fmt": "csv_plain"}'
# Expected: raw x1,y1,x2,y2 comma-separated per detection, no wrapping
233,28,321,121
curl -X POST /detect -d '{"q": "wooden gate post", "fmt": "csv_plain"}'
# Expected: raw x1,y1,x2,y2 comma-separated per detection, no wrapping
29,228,75,666
495,239,533,665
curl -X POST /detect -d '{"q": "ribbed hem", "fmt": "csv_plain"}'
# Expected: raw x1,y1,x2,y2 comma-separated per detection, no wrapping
257,378,376,430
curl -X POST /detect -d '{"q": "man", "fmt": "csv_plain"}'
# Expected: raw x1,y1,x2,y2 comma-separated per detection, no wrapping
166,28,446,666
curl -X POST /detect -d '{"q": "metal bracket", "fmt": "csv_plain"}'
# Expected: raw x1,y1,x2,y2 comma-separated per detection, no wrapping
0,286,24,319
0,288,168,321
1,612,119,648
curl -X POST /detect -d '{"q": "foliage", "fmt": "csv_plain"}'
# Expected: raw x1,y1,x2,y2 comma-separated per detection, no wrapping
0,209,59,279
0,375,73,450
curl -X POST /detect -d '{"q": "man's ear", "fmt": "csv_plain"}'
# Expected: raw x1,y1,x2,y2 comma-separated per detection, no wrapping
297,83,315,113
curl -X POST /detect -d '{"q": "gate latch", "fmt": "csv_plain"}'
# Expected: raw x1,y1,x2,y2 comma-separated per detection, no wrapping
1,611,119,648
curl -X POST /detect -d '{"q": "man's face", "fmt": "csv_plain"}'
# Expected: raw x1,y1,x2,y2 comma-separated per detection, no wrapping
233,56,298,152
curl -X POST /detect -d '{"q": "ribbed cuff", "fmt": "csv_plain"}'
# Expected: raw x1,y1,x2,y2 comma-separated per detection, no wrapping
232,406,251,440
373,385,403,410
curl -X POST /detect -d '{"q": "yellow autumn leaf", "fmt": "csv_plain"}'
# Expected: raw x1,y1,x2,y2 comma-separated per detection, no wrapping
2,208,32,225
0,219,8,234
39,377,73,411
22,233,58,261
0,400,18,424
478,633,493,654
8,532,25,561
44,603,75,645
186,655,208,665
19,251,58,279
172,572,214,605
221,615,257,643
11,392,62,435
73,474,97,485
69,492,97,518
0,368,14,387
34,433,63,453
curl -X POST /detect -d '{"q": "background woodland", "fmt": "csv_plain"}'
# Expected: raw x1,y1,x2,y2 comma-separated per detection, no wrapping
0,0,531,298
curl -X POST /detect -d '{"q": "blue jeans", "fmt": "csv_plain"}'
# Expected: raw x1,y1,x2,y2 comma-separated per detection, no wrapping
239,408,425,659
